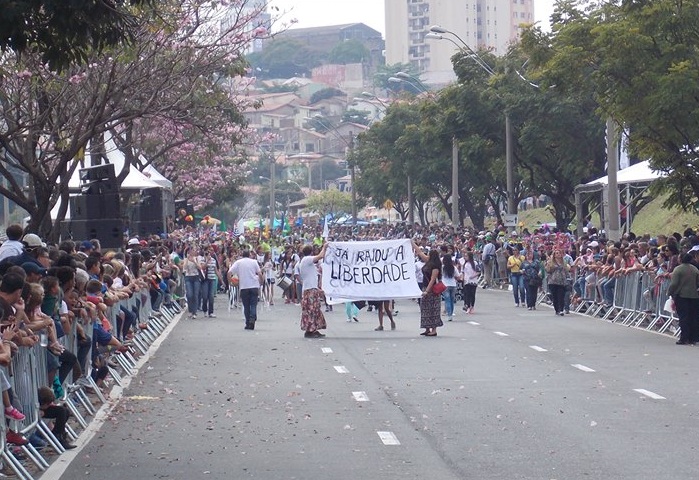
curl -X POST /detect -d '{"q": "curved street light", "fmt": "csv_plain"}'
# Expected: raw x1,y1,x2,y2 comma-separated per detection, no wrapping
427,24,516,218
312,115,358,225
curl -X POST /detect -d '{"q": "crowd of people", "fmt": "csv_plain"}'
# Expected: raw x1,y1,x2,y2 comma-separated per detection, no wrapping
0,216,694,471
0,223,182,459
169,219,699,343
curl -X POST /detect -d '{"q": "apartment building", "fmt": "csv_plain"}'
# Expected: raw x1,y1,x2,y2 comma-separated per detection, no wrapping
221,0,271,54
385,0,535,85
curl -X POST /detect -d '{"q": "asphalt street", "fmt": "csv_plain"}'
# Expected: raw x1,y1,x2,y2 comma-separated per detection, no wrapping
51,286,699,480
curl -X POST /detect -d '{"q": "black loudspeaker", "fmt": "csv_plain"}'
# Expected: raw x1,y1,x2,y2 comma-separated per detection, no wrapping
70,194,121,220
63,219,124,249
81,180,119,196
79,164,115,183
131,220,167,238
79,164,118,195
137,188,165,222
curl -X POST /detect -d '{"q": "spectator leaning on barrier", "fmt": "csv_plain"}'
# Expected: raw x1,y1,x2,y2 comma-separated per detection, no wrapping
38,385,75,449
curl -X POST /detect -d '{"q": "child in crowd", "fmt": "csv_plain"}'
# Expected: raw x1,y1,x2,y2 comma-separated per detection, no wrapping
38,386,76,450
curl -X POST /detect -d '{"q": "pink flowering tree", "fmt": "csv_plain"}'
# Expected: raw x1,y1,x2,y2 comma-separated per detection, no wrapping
0,0,274,239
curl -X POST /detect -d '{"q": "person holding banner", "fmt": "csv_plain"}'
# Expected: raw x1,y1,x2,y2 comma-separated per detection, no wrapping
412,241,443,336
370,300,395,331
299,244,328,338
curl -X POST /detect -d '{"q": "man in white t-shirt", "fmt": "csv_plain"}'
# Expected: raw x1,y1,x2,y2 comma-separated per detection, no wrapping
228,250,263,330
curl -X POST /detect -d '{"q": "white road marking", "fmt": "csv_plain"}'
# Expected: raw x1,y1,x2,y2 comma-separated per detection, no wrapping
321,347,333,353
352,391,369,402
377,431,401,445
529,345,548,352
334,366,349,373
571,364,596,373
467,321,480,325
493,331,509,337
633,389,666,400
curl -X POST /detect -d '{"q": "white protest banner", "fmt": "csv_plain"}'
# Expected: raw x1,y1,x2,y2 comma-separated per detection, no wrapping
321,239,422,300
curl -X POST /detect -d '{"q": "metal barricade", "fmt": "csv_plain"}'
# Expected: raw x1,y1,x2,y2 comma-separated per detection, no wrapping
570,269,680,339
6,345,53,477
618,271,643,325
647,277,677,335
630,272,657,328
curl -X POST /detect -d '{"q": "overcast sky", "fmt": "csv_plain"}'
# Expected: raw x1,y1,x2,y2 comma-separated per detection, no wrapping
268,0,555,35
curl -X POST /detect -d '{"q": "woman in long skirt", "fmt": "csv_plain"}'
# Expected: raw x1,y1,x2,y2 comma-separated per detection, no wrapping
412,241,444,336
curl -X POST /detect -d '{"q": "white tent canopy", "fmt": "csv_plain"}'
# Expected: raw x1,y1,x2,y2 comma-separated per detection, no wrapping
67,137,165,190
574,160,668,238
142,164,173,189
578,160,666,192
54,135,172,219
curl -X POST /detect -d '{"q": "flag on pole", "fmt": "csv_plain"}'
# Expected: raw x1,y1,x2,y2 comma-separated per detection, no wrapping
322,219,329,239
233,218,245,237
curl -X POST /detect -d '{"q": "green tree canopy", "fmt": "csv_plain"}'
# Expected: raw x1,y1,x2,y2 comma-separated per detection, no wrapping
246,38,323,79
520,0,699,212
0,0,154,70
328,39,370,64
305,189,352,219
310,87,345,104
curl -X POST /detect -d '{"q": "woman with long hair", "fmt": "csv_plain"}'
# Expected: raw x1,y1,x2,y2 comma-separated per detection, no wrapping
262,251,276,306
507,246,526,307
460,251,479,314
182,247,203,318
441,254,457,320
546,249,570,316
412,240,444,336
521,248,542,310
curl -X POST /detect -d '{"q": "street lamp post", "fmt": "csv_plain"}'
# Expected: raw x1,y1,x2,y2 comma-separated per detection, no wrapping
270,159,275,232
312,114,359,225
452,136,459,226
427,26,517,218
348,133,358,224
390,73,456,226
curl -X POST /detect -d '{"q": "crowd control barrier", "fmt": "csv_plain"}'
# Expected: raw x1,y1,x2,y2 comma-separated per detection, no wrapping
0,291,184,479
568,270,679,337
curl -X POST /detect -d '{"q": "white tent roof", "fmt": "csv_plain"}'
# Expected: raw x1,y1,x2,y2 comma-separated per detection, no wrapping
54,135,171,219
583,160,665,188
142,164,173,189
67,137,164,190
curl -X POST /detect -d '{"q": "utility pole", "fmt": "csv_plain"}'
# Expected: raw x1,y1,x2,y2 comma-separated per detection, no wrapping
349,132,357,225
269,150,275,232
451,136,459,226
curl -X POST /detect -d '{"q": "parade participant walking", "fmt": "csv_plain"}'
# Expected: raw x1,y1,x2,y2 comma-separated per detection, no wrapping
460,251,480,314
412,240,443,336
201,248,221,318
299,244,328,338
481,235,497,288
182,248,203,319
667,253,699,345
371,300,396,331
441,254,458,320
229,250,263,330
507,246,526,307
522,249,542,310
546,249,570,316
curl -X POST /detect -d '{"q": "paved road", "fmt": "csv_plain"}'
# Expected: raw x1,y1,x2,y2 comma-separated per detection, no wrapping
53,287,698,480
